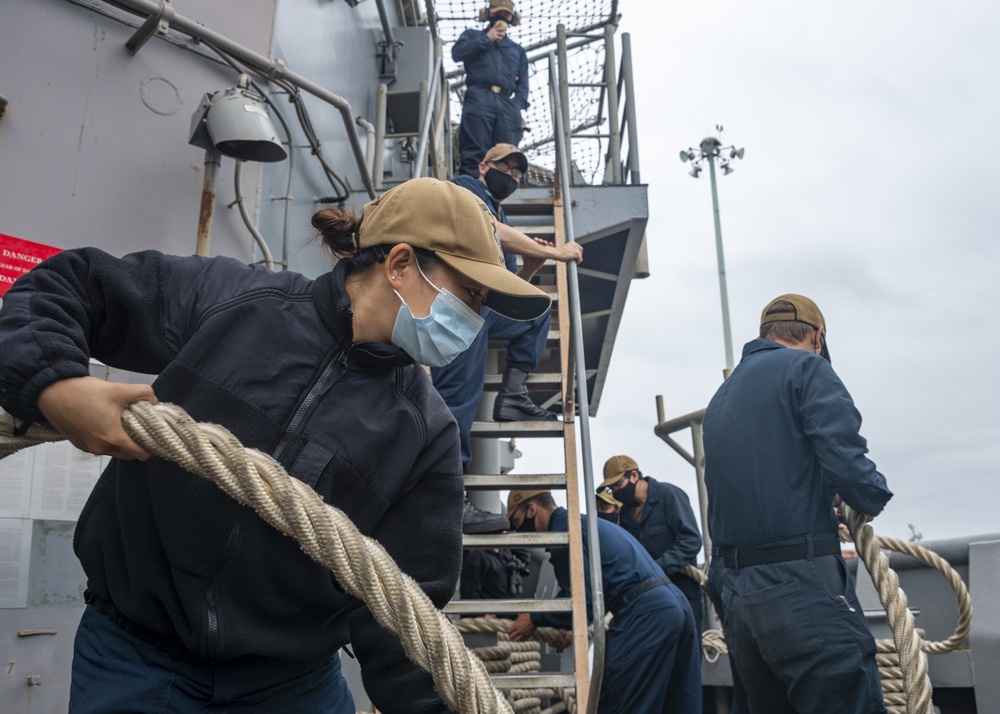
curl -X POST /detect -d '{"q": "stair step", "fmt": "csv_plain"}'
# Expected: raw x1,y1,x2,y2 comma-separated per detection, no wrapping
489,673,577,690
489,330,558,349
471,421,564,438
464,473,567,489
500,197,556,213
510,224,556,235
481,372,562,391
444,597,571,614
462,532,569,549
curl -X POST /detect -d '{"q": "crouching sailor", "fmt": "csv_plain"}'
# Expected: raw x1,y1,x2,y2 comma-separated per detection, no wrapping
506,490,702,714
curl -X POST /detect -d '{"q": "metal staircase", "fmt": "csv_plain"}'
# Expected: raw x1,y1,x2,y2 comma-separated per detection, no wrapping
442,187,598,706
429,23,650,713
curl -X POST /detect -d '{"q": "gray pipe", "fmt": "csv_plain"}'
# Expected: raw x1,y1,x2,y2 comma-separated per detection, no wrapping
103,0,376,198
234,161,275,271
373,0,399,69
195,148,221,256
356,116,376,181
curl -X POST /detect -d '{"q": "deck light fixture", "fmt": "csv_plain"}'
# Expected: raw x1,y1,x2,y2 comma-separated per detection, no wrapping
679,127,745,375
189,75,287,162
188,74,287,258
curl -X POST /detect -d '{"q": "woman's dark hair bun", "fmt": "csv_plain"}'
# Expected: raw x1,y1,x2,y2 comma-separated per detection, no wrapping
311,207,362,258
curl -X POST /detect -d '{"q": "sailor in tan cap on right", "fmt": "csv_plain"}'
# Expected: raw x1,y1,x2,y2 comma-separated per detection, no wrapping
702,293,894,712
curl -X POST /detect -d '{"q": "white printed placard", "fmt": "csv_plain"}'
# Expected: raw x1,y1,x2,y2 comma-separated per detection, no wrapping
0,446,34,518
0,518,33,608
29,442,103,521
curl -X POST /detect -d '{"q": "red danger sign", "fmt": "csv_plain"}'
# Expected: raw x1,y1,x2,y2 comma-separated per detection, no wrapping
0,234,62,297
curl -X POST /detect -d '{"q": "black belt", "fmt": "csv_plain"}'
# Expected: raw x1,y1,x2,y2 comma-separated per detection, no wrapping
469,81,513,97
721,538,840,569
606,576,669,614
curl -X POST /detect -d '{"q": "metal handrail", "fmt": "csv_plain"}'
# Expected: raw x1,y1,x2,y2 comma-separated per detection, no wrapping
619,33,640,184
654,397,711,560
548,49,606,714
414,55,445,177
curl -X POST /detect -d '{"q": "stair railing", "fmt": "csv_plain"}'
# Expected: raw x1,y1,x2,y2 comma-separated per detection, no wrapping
548,49,606,714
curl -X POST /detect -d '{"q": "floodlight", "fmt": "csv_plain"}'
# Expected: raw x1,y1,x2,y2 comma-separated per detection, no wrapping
189,75,287,163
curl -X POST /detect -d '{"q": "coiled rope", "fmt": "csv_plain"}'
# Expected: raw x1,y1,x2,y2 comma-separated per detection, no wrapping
682,506,974,714
454,619,577,714
0,402,512,714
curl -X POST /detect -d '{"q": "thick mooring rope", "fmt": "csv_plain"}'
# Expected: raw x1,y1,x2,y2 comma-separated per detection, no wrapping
0,403,512,714
1,405,973,714
842,504,930,713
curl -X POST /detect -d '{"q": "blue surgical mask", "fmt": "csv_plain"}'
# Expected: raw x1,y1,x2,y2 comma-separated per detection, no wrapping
391,263,485,367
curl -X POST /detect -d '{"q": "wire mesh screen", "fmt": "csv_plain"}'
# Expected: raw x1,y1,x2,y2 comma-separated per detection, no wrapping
433,0,617,184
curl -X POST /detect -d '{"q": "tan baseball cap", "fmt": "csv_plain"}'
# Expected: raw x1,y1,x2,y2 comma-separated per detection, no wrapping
595,488,622,509
760,294,825,331
760,294,830,361
483,143,528,172
599,455,639,490
358,177,550,321
506,489,550,518
479,0,520,25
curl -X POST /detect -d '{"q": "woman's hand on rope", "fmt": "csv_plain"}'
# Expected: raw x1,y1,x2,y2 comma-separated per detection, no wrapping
506,613,537,642
37,377,157,461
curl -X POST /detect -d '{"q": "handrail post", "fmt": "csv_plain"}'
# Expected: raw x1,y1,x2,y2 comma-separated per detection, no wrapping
690,419,711,561
620,33,640,184
603,24,622,184
556,25,573,182
549,52,605,714
374,83,388,190
414,56,443,178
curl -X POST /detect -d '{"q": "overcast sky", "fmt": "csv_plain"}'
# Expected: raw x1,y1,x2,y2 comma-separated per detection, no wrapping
515,1,1000,544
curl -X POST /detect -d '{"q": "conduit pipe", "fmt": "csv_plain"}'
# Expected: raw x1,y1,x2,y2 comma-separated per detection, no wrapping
195,148,221,256
234,161,275,270
356,116,376,182
106,0,376,198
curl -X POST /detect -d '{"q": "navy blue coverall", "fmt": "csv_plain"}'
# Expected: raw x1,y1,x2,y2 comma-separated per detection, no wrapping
431,174,550,467
452,27,529,176
704,338,894,714
619,476,705,628
532,508,701,714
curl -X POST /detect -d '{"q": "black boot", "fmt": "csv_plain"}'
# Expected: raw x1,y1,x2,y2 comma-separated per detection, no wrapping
463,495,511,534
493,366,558,422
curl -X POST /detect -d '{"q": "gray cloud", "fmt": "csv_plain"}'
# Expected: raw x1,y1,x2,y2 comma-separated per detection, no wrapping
513,2,1000,544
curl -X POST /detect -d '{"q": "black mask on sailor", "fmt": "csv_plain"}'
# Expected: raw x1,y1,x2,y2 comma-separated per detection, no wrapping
484,168,519,201
614,471,639,507
514,502,537,533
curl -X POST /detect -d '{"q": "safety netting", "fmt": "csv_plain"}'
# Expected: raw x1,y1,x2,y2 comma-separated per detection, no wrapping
431,0,619,184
